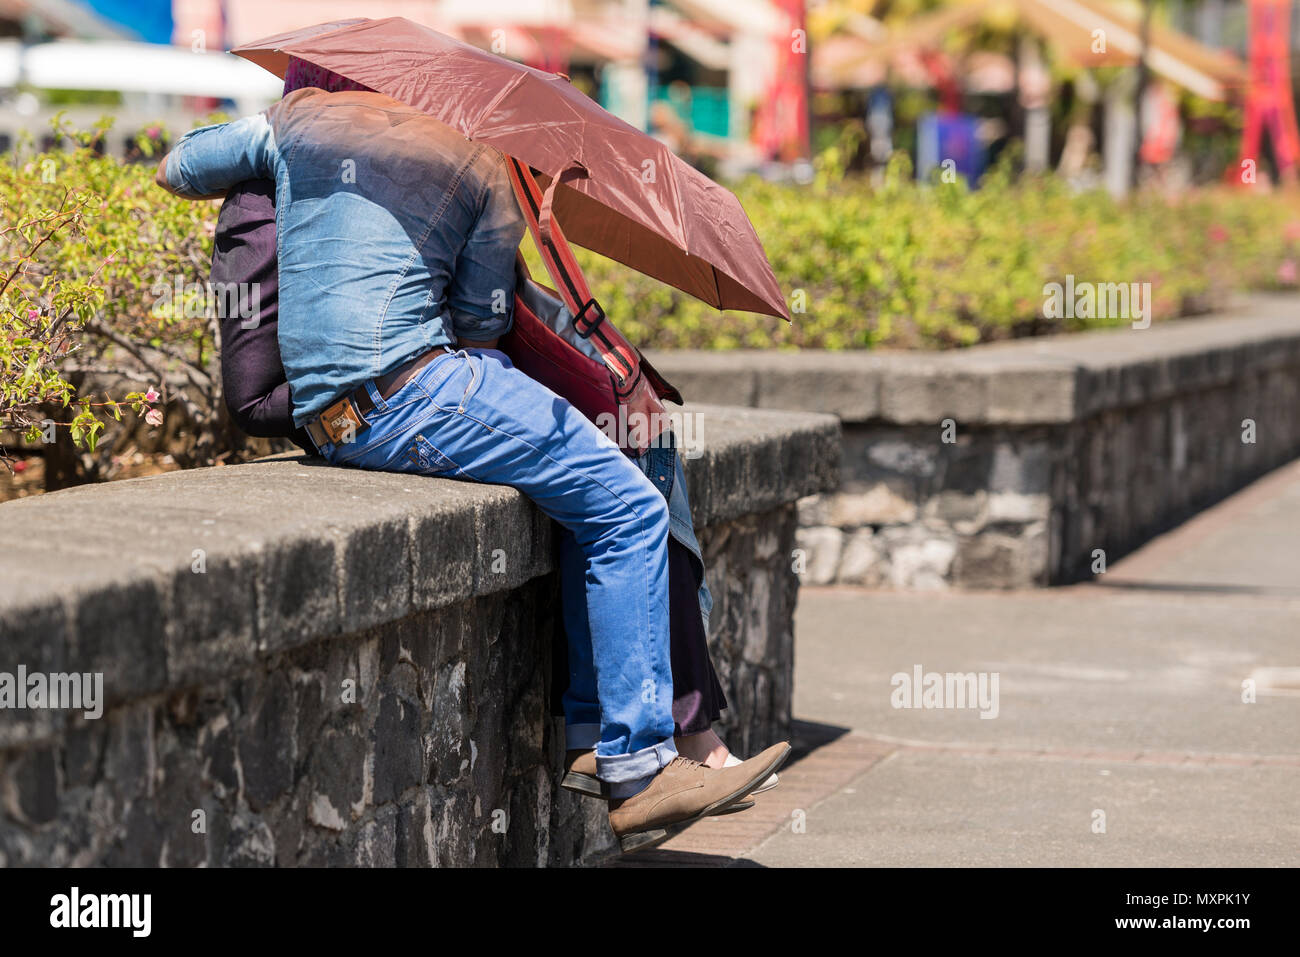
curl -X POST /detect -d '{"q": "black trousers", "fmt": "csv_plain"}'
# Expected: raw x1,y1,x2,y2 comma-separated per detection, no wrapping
663,534,728,735
551,533,728,736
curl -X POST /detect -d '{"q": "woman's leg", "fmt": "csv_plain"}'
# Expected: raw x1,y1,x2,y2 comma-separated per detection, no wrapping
665,535,726,735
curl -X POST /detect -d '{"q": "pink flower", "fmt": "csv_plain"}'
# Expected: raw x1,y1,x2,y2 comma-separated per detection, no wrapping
144,387,160,403
144,407,164,428
26,309,38,321
1278,259,1298,284
1208,225,1229,243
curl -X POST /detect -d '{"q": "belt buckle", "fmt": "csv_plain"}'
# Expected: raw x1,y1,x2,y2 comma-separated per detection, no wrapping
319,395,364,446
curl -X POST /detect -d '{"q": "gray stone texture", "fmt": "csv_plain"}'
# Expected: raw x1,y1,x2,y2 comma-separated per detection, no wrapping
650,295,1300,588
0,405,837,866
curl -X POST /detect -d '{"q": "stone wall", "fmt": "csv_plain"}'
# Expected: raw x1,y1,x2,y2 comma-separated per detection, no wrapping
648,295,1300,588
0,405,838,867
793,425,1053,588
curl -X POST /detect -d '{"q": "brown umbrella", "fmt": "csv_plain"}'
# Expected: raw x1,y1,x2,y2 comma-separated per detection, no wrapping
232,17,790,320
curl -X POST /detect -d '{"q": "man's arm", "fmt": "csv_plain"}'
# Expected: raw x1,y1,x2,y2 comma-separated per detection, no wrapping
447,153,527,346
154,156,227,201
154,112,280,201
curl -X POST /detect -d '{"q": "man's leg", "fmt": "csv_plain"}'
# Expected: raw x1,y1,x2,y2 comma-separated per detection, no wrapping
561,524,721,745
320,348,675,795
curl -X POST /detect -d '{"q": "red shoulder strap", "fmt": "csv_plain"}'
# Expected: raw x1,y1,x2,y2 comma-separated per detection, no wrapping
505,157,637,387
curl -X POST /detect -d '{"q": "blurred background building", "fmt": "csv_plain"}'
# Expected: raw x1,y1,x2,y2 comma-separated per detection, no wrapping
0,0,807,173
1,1,1298,191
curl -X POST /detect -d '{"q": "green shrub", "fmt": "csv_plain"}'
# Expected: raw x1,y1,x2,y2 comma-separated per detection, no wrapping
1,116,239,483
569,153,1300,351
6,120,1299,487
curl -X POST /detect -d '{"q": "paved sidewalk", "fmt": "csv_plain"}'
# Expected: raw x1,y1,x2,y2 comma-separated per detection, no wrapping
613,459,1300,866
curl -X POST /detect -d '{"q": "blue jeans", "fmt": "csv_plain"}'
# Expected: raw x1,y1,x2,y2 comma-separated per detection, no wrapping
561,432,714,749
314,346,678,796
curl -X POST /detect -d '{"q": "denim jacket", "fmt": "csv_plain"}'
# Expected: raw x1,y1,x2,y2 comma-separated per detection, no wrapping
164,88,526,426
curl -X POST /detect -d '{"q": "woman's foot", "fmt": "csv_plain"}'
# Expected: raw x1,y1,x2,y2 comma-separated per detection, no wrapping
676,733,774,790
674,729,730,768
723,752,779,793
675,730,779,792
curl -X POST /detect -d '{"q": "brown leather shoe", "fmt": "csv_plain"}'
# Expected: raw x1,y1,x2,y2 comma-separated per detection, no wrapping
563,748,756,814
562,749,604,798
609,742,792,853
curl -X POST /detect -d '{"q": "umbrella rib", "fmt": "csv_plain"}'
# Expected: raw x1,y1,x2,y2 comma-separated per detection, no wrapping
663,155,690,252
470,71,528,139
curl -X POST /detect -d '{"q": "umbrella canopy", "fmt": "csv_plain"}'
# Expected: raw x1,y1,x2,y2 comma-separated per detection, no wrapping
232,17,790,320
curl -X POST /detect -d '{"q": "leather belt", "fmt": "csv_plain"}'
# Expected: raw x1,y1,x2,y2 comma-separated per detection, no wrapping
305,346,451,450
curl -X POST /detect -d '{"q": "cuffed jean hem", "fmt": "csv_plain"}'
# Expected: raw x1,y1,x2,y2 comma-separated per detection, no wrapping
599,738,679,798
565,723,601,752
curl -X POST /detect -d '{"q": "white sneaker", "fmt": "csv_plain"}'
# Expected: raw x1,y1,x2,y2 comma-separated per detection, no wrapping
724,752,779,793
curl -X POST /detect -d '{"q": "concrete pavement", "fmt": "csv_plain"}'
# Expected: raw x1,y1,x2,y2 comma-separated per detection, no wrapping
615,459,1300,867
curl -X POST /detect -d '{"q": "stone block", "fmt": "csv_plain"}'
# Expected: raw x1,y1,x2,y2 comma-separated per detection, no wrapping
986,491,1050,524
838,528,884,586
879,366,988,424
833,479,918,525
877,526,957,590
795,526,843,585
796,494,830,525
